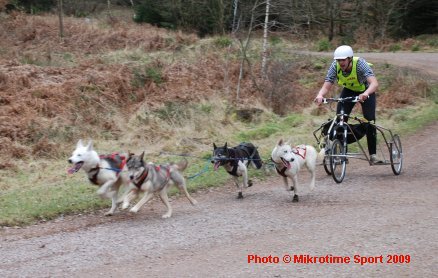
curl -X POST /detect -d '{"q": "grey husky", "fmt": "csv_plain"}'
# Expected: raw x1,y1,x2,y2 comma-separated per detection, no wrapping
122,152,197,218
67,139,130,216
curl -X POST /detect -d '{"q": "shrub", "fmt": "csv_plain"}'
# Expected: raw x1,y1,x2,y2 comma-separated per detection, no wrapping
133,1,164,26
411,44,420,51
270,36,282,46
131,65,164,88
317,39,331,52
389,44,402,52
214,36,232,48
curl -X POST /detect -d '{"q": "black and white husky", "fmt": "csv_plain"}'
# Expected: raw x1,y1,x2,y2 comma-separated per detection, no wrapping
271,139,318,202
211,142,263,199
121,152,197,218
67,139,130,215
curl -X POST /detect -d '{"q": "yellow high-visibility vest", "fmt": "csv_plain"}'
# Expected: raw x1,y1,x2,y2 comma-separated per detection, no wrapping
336,57,371,92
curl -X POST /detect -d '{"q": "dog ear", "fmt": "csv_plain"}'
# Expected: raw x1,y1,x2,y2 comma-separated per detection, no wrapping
140,151,145,161
77,139,84,148
225,142,227,149
213,143,217,150
278,139,283,146
86,140,93,151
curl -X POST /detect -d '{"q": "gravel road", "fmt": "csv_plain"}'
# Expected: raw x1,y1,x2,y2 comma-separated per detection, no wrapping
299,51,438,78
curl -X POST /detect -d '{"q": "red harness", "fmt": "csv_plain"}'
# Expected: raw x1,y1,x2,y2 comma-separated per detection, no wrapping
99,153,127,175
134,167,149,188
133,165,171,189
292,145,307,159
89,153,126,185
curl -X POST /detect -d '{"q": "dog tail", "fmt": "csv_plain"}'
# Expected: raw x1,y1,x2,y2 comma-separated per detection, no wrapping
252,150,263,169
317,148,325,162
175,158,188,172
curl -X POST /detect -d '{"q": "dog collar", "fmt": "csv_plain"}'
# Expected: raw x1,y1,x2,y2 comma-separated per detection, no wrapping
270,157,288,177
275,165,288,177
88,165,100,185
134,168,149,188
226,162,240,177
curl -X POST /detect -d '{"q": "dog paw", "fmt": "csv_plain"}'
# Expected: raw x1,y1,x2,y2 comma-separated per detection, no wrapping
121,203,130,210
237,192,243,199
247,180,253,187
162,214,171,218
129,208,139,213
289,186,294,191
292,195,299,202
104,211,114,216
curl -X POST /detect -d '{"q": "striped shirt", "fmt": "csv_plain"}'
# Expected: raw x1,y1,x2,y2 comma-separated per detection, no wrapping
324,57,375,89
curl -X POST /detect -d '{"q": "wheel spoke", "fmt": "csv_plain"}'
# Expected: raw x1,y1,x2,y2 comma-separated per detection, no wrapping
330,139,346,183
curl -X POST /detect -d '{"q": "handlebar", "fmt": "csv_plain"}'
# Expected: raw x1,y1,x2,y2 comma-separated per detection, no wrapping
322,96,359,104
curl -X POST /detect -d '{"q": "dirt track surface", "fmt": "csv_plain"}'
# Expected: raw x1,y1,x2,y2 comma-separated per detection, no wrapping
1,121,437,277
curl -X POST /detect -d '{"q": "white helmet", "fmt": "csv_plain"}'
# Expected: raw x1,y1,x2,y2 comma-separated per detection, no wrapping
333,45,353,59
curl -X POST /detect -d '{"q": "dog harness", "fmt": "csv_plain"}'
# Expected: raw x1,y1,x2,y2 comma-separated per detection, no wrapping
274,162,288,177
87,153,126,185
133,167,149,188
226,145,258,177
292,145,307,159
133,164,171,189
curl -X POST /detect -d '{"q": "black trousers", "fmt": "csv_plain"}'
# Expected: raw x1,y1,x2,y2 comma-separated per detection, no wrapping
336,88,377,155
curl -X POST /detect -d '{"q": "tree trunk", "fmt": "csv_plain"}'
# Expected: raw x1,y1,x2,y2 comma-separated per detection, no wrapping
261,0,270,79
232,0,239,33
57,0,64,39
107,0,111,17
235,0,259,102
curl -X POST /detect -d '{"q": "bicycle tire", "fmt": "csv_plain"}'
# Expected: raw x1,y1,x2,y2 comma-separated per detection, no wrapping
323,137,332,175
323,155,332,175
390,134,403,175
330,139,347,183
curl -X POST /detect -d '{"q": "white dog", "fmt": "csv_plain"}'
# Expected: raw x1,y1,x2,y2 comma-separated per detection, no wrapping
68,139,130,215
271,139,318,202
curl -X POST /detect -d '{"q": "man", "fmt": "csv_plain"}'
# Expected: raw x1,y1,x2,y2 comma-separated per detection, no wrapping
314,45,381,163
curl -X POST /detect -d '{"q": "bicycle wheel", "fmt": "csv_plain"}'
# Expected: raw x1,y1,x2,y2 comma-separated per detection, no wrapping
323,154,332,175
390,134,403,175
330,139,347,183
323,137,332,175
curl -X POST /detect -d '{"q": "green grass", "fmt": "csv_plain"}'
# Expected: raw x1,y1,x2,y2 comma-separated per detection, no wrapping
389,102,438,135
0,156,235,226
236,114,305,141
0,174,107,226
